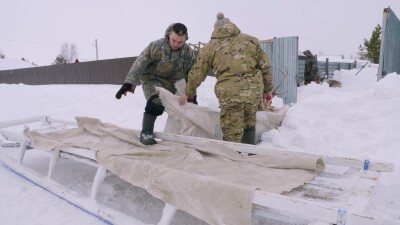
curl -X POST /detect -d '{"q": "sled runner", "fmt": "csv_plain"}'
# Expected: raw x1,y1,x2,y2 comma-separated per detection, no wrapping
0,116,393,225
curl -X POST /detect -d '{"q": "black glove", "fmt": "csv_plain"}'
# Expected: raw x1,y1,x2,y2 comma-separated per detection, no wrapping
187,95,198,105
115,83,135,99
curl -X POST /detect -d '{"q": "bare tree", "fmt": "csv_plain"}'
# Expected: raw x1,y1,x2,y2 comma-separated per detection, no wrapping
53,42,79,64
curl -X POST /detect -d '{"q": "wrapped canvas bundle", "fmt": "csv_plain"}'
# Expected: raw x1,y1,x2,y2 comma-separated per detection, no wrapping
157,87,289,142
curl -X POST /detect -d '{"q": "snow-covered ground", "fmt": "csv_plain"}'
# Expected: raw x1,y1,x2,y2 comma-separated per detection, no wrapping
0,58,399,224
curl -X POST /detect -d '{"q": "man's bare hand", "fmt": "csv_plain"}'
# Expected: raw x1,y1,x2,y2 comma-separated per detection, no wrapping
179,95,188,105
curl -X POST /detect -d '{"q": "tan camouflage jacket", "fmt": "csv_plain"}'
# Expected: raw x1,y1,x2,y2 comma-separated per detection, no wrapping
124,37,195,86
184,21,273,96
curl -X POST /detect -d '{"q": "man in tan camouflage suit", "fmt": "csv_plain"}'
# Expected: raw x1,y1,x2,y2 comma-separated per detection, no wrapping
116,23,196,145
179,13,273,145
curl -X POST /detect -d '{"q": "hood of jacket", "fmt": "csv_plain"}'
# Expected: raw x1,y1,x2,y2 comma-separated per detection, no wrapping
211,22,241,39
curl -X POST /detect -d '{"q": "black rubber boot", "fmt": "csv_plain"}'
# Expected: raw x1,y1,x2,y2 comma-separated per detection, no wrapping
140,113,157,145
241,127,256,145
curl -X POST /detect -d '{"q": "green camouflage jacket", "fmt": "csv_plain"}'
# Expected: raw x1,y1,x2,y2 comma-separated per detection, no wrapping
184,21,273,96
303,50,319,81
124,37,195,86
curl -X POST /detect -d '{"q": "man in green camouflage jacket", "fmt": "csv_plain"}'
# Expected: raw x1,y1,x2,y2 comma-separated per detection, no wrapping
179,13,273,145
116,23,196,145
303,50,320,85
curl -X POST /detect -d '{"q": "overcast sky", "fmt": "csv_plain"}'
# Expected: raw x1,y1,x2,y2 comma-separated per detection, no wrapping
1,0,400,66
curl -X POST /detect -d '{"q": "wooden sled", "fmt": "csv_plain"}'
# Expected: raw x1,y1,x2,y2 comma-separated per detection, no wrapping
0,116,394,225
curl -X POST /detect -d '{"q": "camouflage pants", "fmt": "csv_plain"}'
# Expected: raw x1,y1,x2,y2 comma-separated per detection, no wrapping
219,99,258,142
216,77,262,143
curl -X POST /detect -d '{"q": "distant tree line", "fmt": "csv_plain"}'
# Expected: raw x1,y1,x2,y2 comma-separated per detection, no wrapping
357,24,381,64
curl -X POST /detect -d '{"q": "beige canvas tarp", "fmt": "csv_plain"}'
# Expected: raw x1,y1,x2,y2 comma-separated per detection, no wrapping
23,116,324,225
157,87,289,142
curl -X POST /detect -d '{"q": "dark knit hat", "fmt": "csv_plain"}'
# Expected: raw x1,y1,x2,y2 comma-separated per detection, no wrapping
303,50,312,56
214,12,231,29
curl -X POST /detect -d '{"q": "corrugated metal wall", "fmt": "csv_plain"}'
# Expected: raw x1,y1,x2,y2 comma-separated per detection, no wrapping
260,37,299,104
260,39,273,62
378,7,400,80
261,38,355,104
298,57,355,82
0,57,136,85
273,37,299,104
2,38,356,105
